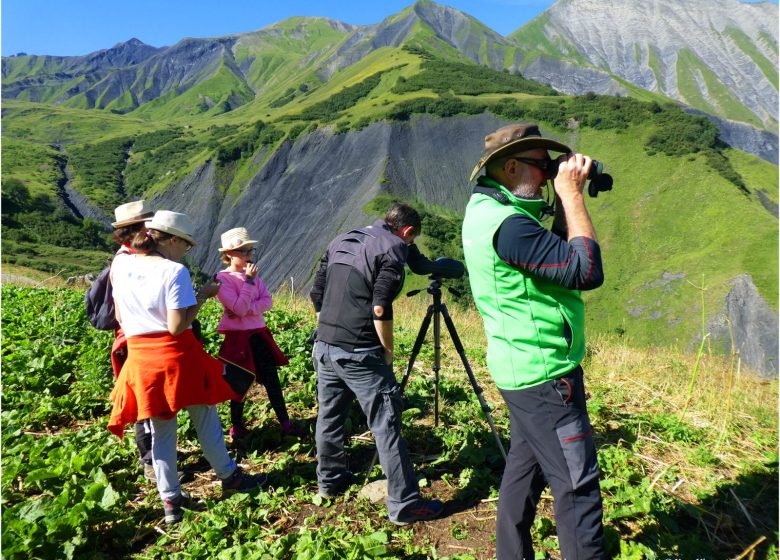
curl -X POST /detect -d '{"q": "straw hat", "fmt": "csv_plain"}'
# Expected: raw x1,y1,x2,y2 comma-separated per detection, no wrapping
469,123,571,182
218,227,258,253
112,200,154,228
144,211,197,246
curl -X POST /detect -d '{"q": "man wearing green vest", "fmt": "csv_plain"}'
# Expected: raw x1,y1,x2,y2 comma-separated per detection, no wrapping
462,124,606,559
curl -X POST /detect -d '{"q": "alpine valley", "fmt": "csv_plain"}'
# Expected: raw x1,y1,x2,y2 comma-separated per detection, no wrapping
2,0,778,375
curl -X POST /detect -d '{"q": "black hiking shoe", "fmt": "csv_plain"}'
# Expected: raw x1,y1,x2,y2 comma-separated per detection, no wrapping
221,466,268,496
391,499,444,525
317,471,354,498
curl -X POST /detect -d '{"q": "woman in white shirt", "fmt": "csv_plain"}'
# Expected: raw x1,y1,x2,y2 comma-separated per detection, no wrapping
108,210,266,524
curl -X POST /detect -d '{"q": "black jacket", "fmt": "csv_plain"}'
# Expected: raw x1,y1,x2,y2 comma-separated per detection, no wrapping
310,219,431,351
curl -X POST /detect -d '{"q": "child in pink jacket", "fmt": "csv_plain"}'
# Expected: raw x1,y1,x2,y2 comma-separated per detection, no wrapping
215,227,303,439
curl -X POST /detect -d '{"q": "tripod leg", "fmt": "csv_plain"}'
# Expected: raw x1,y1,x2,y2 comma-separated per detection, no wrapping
440,304,507,461
398,304,434,392
364,304,434,483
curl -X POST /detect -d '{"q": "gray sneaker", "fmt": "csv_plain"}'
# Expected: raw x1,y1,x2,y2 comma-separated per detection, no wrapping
163,491,204,525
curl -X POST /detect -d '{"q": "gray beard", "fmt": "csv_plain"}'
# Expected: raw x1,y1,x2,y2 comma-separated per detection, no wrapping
512,184,544,200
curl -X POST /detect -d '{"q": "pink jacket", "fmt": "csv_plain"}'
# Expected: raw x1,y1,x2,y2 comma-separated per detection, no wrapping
216,270,272,332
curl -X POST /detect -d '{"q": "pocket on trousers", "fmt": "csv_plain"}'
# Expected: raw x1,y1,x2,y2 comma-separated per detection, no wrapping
556,415,600,491
313,342,324,365
553,375,574,405
378,384,402,428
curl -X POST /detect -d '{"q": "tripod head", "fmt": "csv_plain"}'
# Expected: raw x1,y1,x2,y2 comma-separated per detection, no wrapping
405,256,464,299
407,275,462,299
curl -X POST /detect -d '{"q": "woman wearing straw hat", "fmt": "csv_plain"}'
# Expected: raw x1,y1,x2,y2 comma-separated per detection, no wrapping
215,227,304,440
107,211,267,524
109,200,157,481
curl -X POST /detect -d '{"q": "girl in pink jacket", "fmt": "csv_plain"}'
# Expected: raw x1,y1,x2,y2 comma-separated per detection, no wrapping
215,227,303,439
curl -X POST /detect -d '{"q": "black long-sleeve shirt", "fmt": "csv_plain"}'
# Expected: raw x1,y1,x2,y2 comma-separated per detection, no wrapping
494,213,603,290
310,220,433,351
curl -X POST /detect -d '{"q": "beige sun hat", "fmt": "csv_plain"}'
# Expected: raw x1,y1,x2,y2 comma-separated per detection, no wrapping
469,123,571,182
144,211,197,246
218,227,258,253
112,200,154,228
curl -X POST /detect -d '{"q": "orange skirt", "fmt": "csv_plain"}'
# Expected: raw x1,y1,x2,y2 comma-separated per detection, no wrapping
107,329,238,438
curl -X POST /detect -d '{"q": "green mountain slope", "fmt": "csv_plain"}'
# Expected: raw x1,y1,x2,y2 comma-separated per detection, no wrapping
2,5,777,372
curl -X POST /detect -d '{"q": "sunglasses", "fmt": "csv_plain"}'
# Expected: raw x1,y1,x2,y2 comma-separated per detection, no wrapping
232,248,255,255
510,156,554,172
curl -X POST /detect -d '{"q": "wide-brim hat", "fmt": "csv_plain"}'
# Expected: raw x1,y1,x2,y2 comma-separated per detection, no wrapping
469,123,571,182
112,200,154,228
218,227,258,253
145,210,197,247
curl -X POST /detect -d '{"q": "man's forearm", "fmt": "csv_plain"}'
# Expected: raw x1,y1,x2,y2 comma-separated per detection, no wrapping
374,319,393,352
559,192,597,242
374,318,394,366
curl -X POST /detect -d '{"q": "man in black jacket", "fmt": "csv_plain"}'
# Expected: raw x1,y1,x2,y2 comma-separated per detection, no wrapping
309,203,443,525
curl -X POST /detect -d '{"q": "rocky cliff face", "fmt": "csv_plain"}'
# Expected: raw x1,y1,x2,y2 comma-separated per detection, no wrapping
709,274,778,378
137,114,777,378
151,113,503,287
516,0,778,131
689,110,779,165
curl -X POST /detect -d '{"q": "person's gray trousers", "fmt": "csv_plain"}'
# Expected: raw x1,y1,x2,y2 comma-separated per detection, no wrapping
314,340,420,521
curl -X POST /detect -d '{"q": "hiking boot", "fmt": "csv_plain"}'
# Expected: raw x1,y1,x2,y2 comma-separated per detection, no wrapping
391,499,444,525
221,467,268,496
317,471,354,498
163,491,204,525
281,420,306,438
229,424,250,440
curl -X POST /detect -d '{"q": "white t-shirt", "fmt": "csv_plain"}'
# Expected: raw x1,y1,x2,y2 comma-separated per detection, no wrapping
111,254,197,336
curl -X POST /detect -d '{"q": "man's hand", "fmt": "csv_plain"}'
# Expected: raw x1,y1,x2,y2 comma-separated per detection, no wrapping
552,153,597,242
553,153,591,201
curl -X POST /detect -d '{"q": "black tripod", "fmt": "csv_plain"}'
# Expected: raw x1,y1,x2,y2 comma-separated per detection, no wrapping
366,276,507,480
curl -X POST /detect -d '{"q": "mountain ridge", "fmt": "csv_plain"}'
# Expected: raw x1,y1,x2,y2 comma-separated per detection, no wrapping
511,0,778,131
2,0,778,163
2,1,778,375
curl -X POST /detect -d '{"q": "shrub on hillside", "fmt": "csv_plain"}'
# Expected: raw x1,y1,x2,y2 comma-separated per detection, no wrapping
214,121,285,165
386,95,483,121
132,128,183,152
392,58,557,97
67,137,133,212
270,87,297,108
645,111,719,156
124,138,199,195
289,70,389,122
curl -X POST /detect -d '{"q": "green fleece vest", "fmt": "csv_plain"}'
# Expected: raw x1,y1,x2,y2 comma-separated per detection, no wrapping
462,178,585,390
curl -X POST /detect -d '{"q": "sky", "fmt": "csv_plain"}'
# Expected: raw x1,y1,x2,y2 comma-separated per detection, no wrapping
2,0,558,57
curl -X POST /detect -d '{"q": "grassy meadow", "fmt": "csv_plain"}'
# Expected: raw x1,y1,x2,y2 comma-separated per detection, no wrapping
1,274,776,559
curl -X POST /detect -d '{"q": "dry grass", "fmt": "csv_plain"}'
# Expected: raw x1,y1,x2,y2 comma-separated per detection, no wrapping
0,264,70,288
587,332,776,428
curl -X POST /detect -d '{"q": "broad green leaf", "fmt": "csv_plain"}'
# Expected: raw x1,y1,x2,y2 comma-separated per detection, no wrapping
99,483,119,509
18,498,48,522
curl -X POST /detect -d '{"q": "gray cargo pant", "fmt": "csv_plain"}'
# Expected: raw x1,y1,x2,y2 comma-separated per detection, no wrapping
497,366,605,560
314,341,420,521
